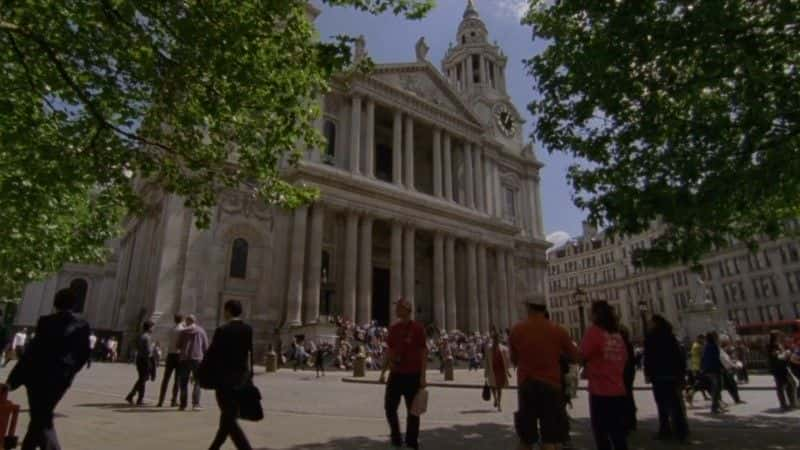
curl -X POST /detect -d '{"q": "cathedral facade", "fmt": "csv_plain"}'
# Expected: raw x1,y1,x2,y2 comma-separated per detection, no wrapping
17,2,549,352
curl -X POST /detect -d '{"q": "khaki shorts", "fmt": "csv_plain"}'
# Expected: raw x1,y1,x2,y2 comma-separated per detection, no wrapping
515,378,569,445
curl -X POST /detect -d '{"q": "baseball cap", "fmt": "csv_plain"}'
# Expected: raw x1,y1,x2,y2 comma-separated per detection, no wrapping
523,293,547,307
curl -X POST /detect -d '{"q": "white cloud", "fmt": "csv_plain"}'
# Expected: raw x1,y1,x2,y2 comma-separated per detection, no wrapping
494,0,529,19
546,230,571,248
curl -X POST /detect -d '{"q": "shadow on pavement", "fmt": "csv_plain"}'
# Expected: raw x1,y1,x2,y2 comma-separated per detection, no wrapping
253,416,800,450
74,402,186,414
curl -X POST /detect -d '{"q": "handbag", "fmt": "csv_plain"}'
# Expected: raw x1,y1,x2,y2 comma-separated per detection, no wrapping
236,348,264,422
482,382,491,401
410,388,428,416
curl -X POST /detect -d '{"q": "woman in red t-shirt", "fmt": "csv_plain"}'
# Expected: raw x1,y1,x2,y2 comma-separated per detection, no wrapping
484,330,511,411
580,301,629,450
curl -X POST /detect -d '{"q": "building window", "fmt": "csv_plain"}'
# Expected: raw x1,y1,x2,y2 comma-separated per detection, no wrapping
472,54,481,83
323,120,336,165
229,238,249,279
503,187,516,221
70,278,88,314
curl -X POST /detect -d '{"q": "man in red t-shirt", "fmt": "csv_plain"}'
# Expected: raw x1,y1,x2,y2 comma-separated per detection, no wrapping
510,295,579,450
379,298,427,449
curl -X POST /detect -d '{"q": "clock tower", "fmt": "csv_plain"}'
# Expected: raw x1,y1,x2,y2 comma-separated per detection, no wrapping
442,0,519,140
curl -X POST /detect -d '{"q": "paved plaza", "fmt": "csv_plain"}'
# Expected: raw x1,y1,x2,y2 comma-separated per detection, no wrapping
2,363,799,450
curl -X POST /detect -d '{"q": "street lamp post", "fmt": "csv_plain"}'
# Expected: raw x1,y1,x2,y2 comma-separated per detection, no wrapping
638,299,649,340
573,287,588,339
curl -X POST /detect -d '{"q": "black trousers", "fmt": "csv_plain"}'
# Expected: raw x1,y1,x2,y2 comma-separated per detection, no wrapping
209,388,252,450
22,384,68,450
384,373,421,449
589,395,629,450
652,381,688,439
126,359,149,404
722,371,741,403
158,353,181,406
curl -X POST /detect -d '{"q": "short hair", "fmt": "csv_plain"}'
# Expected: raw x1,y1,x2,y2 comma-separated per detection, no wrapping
174,314,184,324
650,314,673,334
142,320,154,332
224,300,243,317
53,288,78,311
526,303,547,313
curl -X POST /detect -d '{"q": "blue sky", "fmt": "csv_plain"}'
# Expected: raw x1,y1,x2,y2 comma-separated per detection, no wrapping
315,0,583,240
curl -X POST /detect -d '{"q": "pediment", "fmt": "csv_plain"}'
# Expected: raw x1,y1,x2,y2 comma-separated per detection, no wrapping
370,62,484,128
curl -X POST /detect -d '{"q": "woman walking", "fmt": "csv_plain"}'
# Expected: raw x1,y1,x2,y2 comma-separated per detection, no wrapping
767,330,797,410
125,320,154,406
484,330,510,411
580,301,629,450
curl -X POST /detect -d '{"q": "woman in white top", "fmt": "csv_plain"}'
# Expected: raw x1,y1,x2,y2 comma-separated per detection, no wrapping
484,330,511,411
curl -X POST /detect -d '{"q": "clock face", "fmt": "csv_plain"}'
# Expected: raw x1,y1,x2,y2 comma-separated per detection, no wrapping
493,103,517,137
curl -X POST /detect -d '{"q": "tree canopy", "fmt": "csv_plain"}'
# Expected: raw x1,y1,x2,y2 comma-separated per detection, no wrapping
524,0,799,267
0,0,433,299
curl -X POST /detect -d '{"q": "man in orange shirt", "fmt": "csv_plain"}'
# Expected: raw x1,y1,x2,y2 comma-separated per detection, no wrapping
510,295,579,450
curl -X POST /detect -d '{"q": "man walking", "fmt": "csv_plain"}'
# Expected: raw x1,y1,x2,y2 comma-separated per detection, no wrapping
379,298,427,450
644,315,689,443
510,295,579,450
5,288,90,450
205,300,254,450
157,314,185,407
177,314,208,410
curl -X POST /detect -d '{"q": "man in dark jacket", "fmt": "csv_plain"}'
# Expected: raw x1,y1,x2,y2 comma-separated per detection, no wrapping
5,288,90,450
644,315,689,442
701,331,724,413
125,320,154,406
206,300,253,450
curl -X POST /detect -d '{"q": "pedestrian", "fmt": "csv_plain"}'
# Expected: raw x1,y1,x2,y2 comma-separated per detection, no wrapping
125,320,154,406
204,300,254,450
314,344,326,378
4,327,28,368
767,330,796,410
157,314,185,407
509,295,578,450
719,336,744,405
484,330,511,412
643,315,688,443
580,301,629,450
4,288,90,450
618,326,637,434
177,314,208,411
701,332,724,414
378,298,427,450
87,332,97,368
107,337,118,362
685,334,710,405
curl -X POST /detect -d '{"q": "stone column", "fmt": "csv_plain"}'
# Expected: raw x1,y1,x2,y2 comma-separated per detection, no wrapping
357,215,374,325
390,221,403,323
433,128,442,198
534,178,545,238
285,206,308,327
466,55,474,88
342,211,359,322
474,147,485,213
445,236,457,331
496,248,509,329
467,241,479,332
303,204,324,324
484,158,494,216
433,232,446,330
494,163,503,218
403,225,416,313
477,244,489,333
404,116,415,190
507,251,517,324
365,99,375,177
479,55,487,85
392,111,402,186
464,143,475,209
443,133,453,201
350,96,361,174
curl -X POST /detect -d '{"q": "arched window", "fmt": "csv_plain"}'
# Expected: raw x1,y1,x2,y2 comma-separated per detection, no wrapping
70,278,88,313
323,120,336,164
229,238,249,279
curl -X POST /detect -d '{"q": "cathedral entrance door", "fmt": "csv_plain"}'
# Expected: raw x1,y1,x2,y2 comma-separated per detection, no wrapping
372,268,390,326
